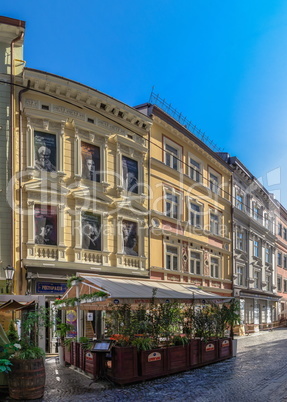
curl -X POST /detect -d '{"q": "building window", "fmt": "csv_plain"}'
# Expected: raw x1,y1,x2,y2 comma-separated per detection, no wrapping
34,204,57,245
189,156,201,182
189,202,202,227
284,255,287,269
165,190,180,219
236,265,245,286
122,156,138,193
264,214,269,229
34,131,57,172
210,213,220,235
254,270,260,289
236,194,244,211
253,240,259,258
236,230,245,251
284,280,287,293
166,245,179,271
189,251,201,275
278,223,283,237
209,172,220,195
164,138,181,171
284,228,287,240
278,276,282,292
265,246,271,264
210,257,219,278
82,212,101,251
266,274,271,292
253,205,260,221
278,252,282,267
122,220,138,256
81,141,101,182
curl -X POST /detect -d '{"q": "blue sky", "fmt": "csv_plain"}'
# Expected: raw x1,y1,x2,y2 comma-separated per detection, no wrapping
2,1,287,204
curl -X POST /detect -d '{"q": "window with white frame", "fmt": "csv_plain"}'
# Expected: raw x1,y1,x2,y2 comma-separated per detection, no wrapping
236,265,245,286
236,192,244,211
278,275,282,292
210,212,220,235
264,213,270,229
165,189,180,219
284,255,287,269
34,131,57,172
254,270,261,289
34,204,58,245
284,228,287,240
209,171,220,195
164,138,181,171
236,230,246,251
253,240,260,258
278,223,283,236
165,245,179,271
189,156,201,182
278,252,282,267
189,202,202,227
210,256,219,278
266,274,272,292
189,251,201,275
265,245,271,264
253,204,260,221
284,280,287,293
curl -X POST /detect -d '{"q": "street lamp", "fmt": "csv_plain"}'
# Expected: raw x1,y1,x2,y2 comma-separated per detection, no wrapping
4,265,15,294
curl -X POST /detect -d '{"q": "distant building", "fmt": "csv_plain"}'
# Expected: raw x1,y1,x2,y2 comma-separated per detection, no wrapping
220,154,280,332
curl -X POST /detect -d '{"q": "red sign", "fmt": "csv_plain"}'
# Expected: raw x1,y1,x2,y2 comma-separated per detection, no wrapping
85,352,93,361
206,343,215,351
148,352,161,362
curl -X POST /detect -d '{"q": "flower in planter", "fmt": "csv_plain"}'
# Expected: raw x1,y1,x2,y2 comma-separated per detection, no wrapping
110,334,130,346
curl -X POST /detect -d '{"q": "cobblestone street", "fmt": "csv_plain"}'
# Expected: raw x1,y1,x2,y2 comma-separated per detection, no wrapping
4,328,287,402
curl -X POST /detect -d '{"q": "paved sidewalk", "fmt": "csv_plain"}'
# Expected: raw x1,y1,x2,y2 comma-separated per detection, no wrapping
3,328,287,401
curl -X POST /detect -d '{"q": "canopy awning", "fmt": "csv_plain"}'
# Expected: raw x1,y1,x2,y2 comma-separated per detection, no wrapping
78,275,230,301
0,299,26,311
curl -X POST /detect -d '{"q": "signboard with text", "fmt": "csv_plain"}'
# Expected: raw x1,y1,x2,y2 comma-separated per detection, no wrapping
36,282,67,294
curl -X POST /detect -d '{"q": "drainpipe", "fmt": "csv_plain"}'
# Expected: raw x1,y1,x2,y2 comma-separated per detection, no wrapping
10,32,24,291
18,80,31,293
148,120,151,279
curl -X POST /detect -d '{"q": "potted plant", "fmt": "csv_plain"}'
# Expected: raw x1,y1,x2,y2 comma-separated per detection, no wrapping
67,275,84,288
0,323,11,390
55,322,73,367
7,306,51,400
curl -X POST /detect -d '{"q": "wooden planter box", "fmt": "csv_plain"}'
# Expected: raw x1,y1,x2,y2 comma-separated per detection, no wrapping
79,345,86,370
64,345,73,364
108,346,138,384
218,338,232,359
84,351,99,378
139,347,167,379
201,340,218,364
189,339,201,367
71,342,80,368
166,344,189,374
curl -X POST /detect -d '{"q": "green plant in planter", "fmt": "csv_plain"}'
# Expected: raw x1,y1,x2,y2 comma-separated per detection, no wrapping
171,335,189,346
6,320,19,344
131,337,156,351
67,275,84,288
222,299,240,339
63,338,74,351
0,359,12,373
79,336,92,350
55,322,73,346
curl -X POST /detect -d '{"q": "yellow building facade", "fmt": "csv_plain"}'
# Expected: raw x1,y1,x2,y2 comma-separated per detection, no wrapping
11,66,152,295
136,104,233,297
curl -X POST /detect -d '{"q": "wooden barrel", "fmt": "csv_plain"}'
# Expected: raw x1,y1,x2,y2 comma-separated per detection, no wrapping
8,358,45,400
